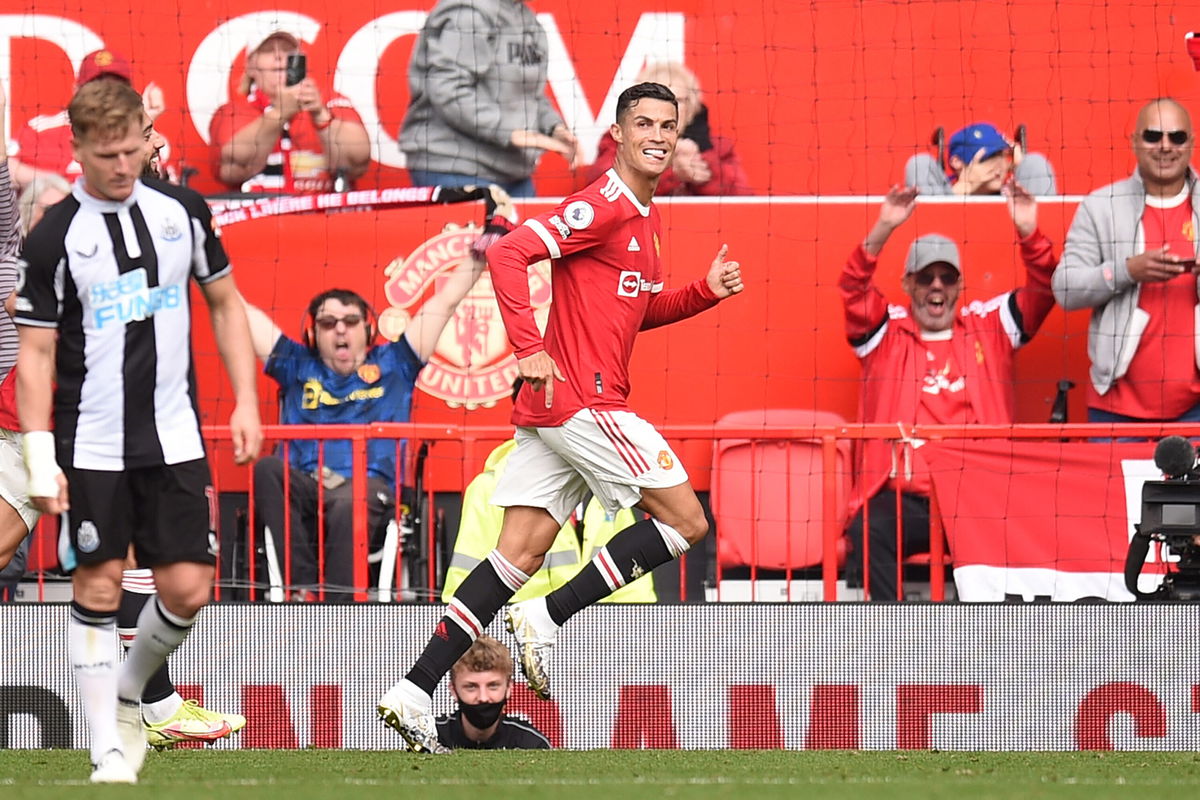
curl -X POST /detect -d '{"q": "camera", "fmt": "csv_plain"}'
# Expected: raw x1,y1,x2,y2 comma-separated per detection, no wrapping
1125,436,1200,600
285,53,306,87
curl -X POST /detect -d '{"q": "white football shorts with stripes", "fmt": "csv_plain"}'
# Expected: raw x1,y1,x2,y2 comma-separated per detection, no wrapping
491,408,688,525
0,428,40,533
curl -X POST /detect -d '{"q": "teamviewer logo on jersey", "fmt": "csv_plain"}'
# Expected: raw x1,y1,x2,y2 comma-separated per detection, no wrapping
617,270,652,298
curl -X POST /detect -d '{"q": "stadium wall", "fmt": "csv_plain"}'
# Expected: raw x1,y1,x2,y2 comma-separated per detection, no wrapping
3,604,1199,751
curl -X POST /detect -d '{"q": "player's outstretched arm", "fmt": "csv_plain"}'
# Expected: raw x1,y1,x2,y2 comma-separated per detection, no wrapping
203,275,263,465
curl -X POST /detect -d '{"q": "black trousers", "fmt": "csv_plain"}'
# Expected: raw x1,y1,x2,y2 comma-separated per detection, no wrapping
845,489,931,601
252,455,393,601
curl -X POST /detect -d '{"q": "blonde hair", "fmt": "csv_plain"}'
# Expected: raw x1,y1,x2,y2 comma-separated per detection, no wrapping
450,635,513,680
68,78,142,143
636,61,700,100
18,174,71,234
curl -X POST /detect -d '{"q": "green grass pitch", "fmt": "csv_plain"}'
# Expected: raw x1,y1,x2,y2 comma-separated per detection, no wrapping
3,750,1200,800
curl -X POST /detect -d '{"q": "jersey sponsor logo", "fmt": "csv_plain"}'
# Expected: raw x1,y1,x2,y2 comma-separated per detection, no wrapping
617,270,654,298
657,450,675,470
76,520,100,553
381,224,551,410
548,214,571,240
301,378,385,410
357,364,381,383
627,236,641,252
90,267,182,329
563,201,595,230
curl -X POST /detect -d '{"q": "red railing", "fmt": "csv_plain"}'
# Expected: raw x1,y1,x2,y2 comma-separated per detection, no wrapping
18,421,1197,603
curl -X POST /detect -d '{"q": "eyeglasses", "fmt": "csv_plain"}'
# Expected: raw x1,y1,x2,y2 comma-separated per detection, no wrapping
314,314,364,331
1141,129,1190,145
913,270,960,287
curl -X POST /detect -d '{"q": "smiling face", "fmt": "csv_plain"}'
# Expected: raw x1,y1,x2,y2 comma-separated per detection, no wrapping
1134,99,1194,195
612,97,679,181
903,263,962,333
312,297,369,375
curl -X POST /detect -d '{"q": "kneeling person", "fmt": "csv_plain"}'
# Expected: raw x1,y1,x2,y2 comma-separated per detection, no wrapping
437,635,550,750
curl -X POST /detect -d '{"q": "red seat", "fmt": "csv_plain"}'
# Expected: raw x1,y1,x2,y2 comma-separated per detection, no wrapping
710,409,850,571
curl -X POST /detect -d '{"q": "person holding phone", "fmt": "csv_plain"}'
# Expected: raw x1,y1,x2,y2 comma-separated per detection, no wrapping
209,29,370,194
1053,98,1200,425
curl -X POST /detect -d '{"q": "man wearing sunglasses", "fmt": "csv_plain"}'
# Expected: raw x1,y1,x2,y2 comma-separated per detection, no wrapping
239,189,514,601
840,181,1058,600
1054,98,1200,425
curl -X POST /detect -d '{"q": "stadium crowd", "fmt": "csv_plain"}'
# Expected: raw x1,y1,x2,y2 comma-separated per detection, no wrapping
4,2,1200,772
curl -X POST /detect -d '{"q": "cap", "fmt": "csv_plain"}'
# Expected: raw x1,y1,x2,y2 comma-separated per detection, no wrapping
947,123,1012,166
246,29,300,58
76,49,133,86
904,234,961,275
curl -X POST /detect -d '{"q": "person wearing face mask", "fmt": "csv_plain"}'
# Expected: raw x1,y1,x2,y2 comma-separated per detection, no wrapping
436,635,550,750
839,182,1057,601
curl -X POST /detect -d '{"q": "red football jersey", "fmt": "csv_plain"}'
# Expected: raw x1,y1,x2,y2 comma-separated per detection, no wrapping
489,169,718,427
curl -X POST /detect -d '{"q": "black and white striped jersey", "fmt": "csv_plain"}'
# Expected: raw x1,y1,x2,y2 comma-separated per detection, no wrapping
14,178,232,471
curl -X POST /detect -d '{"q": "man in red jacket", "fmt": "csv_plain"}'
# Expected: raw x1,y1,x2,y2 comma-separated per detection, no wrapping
840,182,1057,600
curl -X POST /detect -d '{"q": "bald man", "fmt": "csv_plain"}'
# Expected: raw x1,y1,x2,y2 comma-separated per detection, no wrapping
1053,98,1200,423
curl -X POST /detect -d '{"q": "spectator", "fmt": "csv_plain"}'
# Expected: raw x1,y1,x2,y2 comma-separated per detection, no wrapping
400,0,579,197
586,62,752,196
241,190,511,601
444,434,656,604
7,49,174,190
209,29,370,194
1053,98,1200,424
17,174,71,233
436,634,551,750
840,182,1057,600
904,123,1057,196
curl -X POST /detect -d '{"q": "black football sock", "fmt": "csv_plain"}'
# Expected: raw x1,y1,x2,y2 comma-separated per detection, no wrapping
544,518,689,625
405,550,529,695
117,578,177,705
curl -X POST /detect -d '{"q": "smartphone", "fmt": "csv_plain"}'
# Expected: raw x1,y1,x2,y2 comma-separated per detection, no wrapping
285,53,307,87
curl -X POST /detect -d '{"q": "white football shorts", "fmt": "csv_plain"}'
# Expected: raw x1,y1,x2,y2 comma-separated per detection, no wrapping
0,428,40,533
491,408,688,525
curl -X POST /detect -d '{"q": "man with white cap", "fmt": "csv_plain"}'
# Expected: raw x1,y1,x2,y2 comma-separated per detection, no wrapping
209,28,370,193
838,181,1057,600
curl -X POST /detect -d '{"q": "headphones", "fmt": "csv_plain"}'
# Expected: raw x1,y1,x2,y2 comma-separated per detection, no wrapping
300,289,378,351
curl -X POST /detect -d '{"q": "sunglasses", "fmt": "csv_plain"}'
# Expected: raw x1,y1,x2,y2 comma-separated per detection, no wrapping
1141,129,1190,145
314,313,364,331
913,270,960,287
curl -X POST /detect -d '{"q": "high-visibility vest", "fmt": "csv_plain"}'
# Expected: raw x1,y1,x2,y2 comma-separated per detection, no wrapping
442,440,657,604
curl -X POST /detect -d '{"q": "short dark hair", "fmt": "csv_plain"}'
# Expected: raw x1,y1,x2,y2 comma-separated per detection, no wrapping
615,82,677,123
306,288,370,321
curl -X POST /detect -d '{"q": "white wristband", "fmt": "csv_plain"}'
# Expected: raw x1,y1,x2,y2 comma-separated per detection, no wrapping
22,430,62,498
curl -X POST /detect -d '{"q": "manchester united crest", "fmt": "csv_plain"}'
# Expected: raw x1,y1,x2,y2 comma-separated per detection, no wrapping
379,224,553,409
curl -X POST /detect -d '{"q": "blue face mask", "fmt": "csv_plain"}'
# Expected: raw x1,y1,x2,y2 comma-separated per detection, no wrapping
460,699,506,729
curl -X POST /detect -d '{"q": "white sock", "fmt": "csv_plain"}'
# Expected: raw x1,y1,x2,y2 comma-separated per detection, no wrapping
69,604,120,765
116,598,193,702
142,692,184,725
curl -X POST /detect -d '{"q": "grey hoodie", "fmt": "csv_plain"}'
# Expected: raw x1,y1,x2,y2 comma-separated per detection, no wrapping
400,0,564,184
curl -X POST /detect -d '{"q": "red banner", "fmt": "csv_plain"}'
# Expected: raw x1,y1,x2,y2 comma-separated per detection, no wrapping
922,440,1172,602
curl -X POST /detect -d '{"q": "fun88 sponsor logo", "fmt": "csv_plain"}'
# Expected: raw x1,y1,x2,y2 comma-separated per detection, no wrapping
90,267,182,329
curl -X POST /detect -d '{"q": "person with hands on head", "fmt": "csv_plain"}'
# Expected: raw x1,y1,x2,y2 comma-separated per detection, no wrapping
210,28,370,194
14,79,261,784
377,81,743,754
841,181,1057,601
1053,97,1200,424
400,0,580,197
904,122,1057,197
